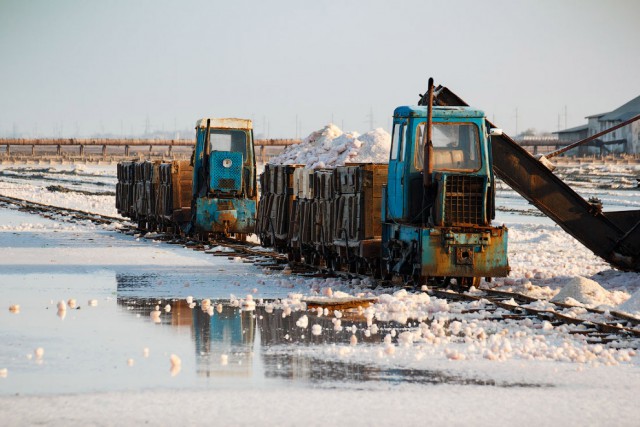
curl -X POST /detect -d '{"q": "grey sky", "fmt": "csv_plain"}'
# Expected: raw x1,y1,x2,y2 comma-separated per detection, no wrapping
1,0,638,139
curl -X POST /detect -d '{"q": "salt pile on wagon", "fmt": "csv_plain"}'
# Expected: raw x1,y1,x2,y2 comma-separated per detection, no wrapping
270,124,391,168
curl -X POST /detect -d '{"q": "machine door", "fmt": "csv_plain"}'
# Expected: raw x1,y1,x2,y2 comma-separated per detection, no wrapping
386,122,406,220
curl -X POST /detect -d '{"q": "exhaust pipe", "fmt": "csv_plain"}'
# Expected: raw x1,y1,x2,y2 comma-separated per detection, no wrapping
423,78,434,188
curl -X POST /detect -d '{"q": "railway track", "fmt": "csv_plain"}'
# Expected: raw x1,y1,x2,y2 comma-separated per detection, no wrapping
429,288,640,348
0,194,124,225
1,194,639,348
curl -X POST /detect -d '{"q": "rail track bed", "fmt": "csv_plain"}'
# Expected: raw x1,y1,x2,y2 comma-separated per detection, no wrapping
2,194,639,349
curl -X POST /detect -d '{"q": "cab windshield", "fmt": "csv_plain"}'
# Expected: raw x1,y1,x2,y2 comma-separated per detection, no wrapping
208,129,248,157
415,122,481,172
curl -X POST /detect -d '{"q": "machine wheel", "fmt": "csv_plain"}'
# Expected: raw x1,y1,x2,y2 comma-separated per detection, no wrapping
455,277,482,292
328,256,341,272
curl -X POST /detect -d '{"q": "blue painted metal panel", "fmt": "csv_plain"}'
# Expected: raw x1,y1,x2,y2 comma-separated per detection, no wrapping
387,121,405,219
193,128,207,197
384,222,509,278
195,197,256,234
394,105,485,119
209,151,243,193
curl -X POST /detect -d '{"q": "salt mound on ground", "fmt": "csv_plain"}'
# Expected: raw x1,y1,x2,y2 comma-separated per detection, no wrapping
551,276,614,307
616,289,640,318
269,124,390,169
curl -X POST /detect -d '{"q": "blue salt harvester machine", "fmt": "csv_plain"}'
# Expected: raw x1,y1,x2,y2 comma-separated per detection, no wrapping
381,79,510,287
191,118,257,238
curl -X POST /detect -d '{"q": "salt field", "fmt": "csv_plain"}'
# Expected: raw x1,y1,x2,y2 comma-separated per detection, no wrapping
0,158,639,425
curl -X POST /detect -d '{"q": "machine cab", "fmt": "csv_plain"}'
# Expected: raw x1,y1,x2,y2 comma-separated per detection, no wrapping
191,118,257,236
386,106,495,227
193,118,257,200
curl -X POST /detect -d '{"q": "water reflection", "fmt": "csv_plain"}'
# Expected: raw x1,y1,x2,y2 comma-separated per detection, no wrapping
115,297,546,388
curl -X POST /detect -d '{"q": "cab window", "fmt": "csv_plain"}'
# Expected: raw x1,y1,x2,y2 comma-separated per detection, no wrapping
209,129,248,157
415,122,481,171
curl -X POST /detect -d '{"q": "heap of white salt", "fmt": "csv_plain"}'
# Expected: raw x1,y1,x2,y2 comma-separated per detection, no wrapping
551,276,615,307
617,289,640,318
269,124,391,169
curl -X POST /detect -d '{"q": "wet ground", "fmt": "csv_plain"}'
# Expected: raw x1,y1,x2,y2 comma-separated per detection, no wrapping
0,207,552,396
2,177,640,425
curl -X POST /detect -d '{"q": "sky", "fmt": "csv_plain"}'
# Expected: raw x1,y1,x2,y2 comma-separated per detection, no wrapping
0,0,639,139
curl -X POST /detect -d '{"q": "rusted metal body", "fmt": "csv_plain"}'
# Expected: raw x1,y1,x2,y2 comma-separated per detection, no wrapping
332,164,388,272
116,159,194,229
0,138,194,147
256,164,299,250
427,86,640,272
0,137,297,147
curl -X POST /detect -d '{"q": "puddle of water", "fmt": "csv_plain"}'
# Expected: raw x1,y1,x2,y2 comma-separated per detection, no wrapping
0,207,547,395
0,270,546,397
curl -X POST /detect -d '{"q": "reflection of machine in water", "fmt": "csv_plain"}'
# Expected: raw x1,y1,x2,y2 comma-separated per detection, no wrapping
192,304,256,378
114,291,487,386
116,270,257,378
256,306,384,383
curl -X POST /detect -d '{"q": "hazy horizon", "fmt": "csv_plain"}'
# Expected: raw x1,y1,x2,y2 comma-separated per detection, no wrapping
1,0,638,139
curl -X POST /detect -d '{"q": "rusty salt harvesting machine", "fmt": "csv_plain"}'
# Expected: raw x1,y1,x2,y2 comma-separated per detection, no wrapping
117,80,640,287
116,118,257,238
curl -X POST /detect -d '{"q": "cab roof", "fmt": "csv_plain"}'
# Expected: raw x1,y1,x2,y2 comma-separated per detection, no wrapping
394,105,485,119
195,118,252,129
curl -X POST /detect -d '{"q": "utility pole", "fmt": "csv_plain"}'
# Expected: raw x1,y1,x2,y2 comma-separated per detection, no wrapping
564,105,568,130
514,107,519,137
295,114,298,139
365,107,374,131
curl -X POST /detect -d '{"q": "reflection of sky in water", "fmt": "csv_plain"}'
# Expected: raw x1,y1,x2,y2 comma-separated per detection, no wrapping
0,270,544,396
0,205,555,396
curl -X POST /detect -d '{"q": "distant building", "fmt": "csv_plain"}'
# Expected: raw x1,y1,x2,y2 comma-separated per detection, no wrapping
554,95,640,155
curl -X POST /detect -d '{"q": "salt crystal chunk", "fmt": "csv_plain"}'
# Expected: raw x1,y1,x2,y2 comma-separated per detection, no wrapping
311,324,322,336
296,315,309,328
350,335,358,346
34,347,44,359
170,354,181,367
